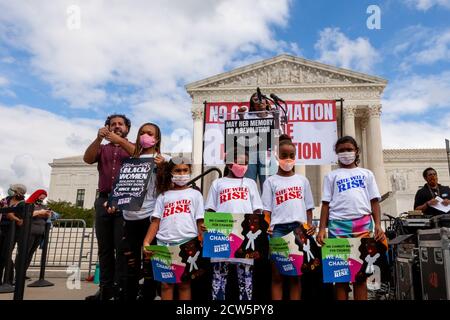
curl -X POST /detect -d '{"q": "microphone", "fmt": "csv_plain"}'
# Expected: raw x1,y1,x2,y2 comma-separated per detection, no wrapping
270,93,286,104
256,87,263,103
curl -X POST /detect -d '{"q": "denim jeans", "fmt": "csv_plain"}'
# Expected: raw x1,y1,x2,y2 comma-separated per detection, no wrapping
271,222,300,238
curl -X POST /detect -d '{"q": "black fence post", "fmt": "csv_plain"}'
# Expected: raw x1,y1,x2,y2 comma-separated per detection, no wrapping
13,203,33,300
201,100,207,192
28,222,54,287
0,221,16,294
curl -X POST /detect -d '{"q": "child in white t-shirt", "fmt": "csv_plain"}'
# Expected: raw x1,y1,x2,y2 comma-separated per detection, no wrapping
261,134,315,300
316,136,386,300
143,157,204,300
204,148,263,301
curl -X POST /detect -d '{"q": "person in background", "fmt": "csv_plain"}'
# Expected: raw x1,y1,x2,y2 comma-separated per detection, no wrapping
21,189,51,275
239,92,277,190
414,167,450,216
83,114,134,300
0,184,27,284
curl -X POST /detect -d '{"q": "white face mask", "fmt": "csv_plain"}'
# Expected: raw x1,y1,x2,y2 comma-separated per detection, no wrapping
278,158,295,172
172,174,191,186
337,152,356,165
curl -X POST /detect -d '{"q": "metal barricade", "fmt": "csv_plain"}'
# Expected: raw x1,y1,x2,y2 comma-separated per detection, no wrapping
0,203,34,300
28,219,87,270
86,223,98,278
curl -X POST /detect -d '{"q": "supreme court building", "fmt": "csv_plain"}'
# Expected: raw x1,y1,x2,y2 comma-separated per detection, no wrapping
48,54,450,217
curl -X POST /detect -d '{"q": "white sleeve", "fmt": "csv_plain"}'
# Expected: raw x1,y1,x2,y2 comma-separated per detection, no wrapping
249,180,263,211
367,171,381,201
152,194,164,219
194,191,205,220
321,173,333,202
161,153,172,162
261,179,273,212
205,180,218,211
303,177,315,210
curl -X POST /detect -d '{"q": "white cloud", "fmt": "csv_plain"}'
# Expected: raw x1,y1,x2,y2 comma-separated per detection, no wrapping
381,71,450,148
382,71,450,117
0,74,15,97
0,56,15,64
403,0,450,10
393,26,450,69
0,104,99,192
392,25,430,56
0,0,294,114
0,0,299,194
0,75,8,86
0,100,197,193
382,118,450,148
410,29,450,65
314,28,380,73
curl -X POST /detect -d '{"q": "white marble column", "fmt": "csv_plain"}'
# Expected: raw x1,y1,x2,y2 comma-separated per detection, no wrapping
191,106,204,179
343,105,356,138
295,165,306,176
359,117,369,169
366,104,388,195
318,165,332,199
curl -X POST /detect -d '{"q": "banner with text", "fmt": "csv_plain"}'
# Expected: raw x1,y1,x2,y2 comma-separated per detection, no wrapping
147,238,206,283
202,212,269,259
321,238,388,287
270,224,322,276
109,157,154,211
203,101,338,165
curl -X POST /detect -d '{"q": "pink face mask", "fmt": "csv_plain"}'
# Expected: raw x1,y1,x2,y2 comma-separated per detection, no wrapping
278,158,295,172
230,163,248,178
139,134,156,149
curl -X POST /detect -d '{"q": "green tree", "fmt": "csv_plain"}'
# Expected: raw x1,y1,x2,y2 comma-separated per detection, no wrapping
47,200,95,227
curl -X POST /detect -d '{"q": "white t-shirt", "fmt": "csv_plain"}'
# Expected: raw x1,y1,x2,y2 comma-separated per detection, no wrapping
261,174,315,227
152,188,204,244
205,177,263,213
122,153,171,221
205,177,263,265
321,167,381,221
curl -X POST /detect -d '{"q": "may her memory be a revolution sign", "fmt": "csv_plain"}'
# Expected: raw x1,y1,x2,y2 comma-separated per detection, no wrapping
109,157,154,211
224,117,276,152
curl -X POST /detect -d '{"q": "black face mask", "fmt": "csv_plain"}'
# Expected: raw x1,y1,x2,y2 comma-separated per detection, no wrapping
35,199,43,205
15,195,25,201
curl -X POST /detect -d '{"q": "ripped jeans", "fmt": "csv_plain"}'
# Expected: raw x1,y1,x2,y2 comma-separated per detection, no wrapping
120,218,157,300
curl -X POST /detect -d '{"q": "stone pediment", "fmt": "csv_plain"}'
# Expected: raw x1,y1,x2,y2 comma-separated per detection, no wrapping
383,149,447,162
186,54,387,92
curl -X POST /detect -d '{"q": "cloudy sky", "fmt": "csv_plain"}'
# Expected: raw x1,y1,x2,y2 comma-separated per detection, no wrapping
0,0,449,194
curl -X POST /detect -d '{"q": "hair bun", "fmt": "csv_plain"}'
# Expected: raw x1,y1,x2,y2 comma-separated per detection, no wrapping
279,134,292,142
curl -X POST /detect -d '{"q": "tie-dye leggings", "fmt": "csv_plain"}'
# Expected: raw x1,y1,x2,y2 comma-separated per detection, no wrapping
211,262,253,300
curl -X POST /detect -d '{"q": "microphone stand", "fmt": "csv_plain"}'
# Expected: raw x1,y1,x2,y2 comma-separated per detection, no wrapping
270,96,288,135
